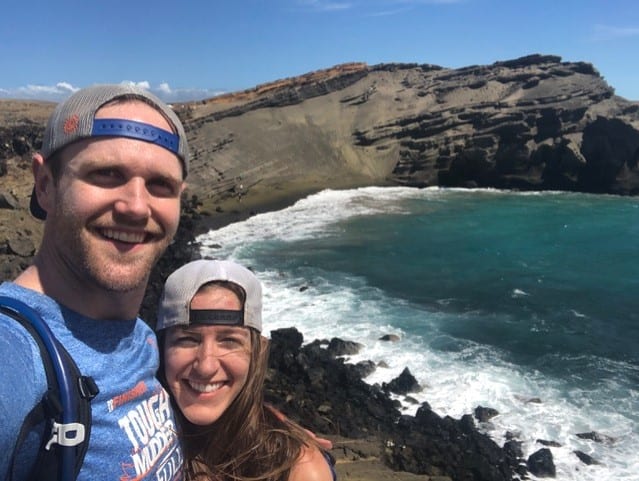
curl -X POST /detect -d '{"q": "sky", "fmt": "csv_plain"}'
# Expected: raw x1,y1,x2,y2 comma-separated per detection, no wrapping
1,0,638,103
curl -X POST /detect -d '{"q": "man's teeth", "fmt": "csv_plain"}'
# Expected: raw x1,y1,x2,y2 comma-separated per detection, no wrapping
188,381,223,393
102,229,145,243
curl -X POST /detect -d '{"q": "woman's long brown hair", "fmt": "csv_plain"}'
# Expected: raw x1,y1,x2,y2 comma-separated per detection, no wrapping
158,282,319,481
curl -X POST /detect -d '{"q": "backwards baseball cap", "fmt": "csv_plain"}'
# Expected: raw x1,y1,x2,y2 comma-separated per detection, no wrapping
156,259,263,332
30,83,189,219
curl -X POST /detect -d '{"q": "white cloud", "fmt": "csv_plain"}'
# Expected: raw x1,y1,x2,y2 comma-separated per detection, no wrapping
0,81,224,103
298,0,352,11
0,82,81,101
121,80,152,90
297,0,463,14
157,82,172,94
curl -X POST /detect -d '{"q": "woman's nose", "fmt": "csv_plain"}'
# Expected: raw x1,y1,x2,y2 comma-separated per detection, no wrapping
193,344,222,375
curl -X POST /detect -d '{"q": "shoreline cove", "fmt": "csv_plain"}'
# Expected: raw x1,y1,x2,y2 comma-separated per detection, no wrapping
155,186,638,481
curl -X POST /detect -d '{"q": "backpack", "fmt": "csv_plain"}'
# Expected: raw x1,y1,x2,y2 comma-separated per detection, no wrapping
0,296,100,481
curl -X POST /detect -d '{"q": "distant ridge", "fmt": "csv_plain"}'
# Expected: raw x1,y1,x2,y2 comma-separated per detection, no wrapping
185,62,369,106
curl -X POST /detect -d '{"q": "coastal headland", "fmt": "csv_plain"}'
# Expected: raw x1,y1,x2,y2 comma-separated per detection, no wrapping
2,53,639,479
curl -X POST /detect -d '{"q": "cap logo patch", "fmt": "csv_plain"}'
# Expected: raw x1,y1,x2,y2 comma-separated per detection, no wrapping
63,114,80,134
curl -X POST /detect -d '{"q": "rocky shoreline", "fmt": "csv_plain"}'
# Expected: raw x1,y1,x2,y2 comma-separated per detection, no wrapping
0,173,621,481
138,202,576,481
266,327,522,481
142,204,526,481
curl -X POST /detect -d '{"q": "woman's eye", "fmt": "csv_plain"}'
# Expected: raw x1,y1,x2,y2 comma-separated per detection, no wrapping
220,336,248,350
172,335,199,346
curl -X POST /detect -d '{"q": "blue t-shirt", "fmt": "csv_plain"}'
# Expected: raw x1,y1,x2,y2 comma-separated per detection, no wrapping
0,282,183,481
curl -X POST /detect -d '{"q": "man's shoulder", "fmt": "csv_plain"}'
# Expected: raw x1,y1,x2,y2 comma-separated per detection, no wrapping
0,282,50,313
0,295,48,384
0,283,51,351
0,283,52,405
0,289,49,478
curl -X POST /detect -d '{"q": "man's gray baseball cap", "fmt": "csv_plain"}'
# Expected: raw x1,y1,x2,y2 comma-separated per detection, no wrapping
30,83,189,219
156,259,263,333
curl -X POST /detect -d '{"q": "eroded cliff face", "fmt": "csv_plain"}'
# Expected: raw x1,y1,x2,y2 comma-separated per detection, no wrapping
1,54,639,278
168,54,639,209
3,55,639,206
365,57,639,194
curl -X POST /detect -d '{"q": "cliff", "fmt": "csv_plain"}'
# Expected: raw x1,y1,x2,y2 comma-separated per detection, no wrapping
171,54,639,215
2,52,639,275
3,53,639,279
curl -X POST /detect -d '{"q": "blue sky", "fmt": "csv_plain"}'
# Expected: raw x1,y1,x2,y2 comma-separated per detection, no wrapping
1,0,638,102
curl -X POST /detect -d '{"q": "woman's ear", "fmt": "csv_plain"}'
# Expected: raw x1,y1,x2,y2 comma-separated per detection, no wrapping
32,153,54,216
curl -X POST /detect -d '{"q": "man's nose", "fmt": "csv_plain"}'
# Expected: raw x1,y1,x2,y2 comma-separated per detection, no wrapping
114,178,151,219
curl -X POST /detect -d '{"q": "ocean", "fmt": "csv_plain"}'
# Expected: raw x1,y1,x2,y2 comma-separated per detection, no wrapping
196,187,639,481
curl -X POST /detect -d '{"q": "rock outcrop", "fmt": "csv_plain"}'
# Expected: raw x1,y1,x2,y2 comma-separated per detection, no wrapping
2,55,639,220
2,52,638,314
265,326,521,481
169,53,639,211
2,52,639,287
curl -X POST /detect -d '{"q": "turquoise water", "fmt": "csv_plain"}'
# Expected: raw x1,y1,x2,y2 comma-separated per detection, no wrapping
198,187,639,481
303,193,639,366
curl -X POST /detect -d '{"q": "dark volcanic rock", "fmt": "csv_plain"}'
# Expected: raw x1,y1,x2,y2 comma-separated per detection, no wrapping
576,430,616,444
537,439,562,447
326,337,364,356
527,448,556,477
574,450,600,465
265,328,522,480
383,367,421,395
265,328,401,437
474,405,500,423
384,406,518,480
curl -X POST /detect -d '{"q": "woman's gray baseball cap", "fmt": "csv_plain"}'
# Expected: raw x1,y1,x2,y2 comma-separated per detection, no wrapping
156,259,263,332
30,83,189,219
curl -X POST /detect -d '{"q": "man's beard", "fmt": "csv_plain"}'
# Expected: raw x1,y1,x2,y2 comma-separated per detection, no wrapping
76,231,169,293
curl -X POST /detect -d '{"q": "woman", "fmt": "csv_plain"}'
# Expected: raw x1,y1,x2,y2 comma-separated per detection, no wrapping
156,259,336,481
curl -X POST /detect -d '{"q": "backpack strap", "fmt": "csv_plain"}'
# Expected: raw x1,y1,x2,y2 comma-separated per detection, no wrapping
0,296,99,481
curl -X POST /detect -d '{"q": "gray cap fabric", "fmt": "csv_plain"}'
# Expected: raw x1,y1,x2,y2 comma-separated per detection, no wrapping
156,259,263,332
31,84,189,219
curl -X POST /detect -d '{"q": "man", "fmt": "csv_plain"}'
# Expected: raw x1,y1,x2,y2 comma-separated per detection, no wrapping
0,84,187,480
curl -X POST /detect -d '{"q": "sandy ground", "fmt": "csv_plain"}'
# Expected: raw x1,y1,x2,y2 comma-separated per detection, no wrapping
329,436,440,481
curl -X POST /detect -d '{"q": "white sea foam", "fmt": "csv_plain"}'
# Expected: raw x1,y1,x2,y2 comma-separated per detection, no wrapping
196,187,639,481
198,186,440,256
256,267,639,481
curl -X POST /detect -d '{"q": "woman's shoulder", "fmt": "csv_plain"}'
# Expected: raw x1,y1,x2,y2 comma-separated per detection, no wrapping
288,445,335,481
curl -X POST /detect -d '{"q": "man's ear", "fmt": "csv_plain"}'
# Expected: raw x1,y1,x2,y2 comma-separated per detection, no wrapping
32,153,54,216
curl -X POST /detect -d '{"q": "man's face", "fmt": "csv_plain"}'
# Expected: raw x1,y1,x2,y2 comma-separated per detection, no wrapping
40,100,185,293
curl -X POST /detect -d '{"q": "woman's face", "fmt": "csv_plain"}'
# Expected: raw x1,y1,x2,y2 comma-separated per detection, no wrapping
163,285,251,426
